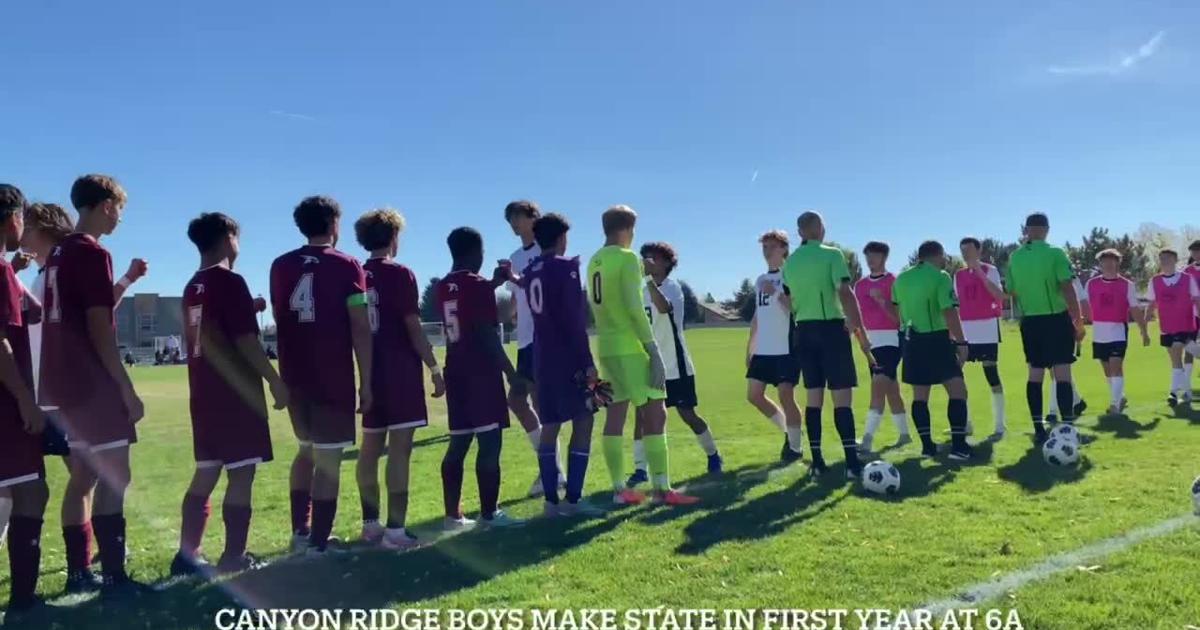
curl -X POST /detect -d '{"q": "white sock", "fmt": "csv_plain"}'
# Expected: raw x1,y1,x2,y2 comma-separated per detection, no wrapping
1048,379,1060,414
633,439,648,471
1172,368,1185,394
785,425,804,453
891,412,909,436
769,410,787,433
1186,362,1194,385
0,496,10,548
991,391,1006,432
1109,377,1123,406
526,427,541,451
1187,340,1200,358
864,409,883,439
385,526,408,537
695,430,718,456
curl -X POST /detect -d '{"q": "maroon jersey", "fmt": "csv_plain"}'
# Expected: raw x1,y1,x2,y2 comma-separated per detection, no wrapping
437,270,508,433
269,245,367,411
363,258,427,430
0,257,42,486
183,265,273,466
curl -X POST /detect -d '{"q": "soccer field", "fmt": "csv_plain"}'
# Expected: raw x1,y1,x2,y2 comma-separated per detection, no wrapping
4,324,1200,630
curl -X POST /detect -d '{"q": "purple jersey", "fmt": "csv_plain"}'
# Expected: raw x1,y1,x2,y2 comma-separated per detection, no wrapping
521,254,595,425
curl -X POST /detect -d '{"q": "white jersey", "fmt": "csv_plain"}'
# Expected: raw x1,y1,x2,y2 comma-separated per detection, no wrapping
28,270,45,402
508,242,541,349
752,270,791,356
643,278,694,381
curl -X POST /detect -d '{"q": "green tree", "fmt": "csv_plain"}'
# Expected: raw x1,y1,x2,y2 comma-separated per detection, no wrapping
722,278,757,322
704,292,716,303
680,281,702,324
907,249,965,273
827,241,862,282
1065,227,1152,287
419,276,442,322
979,237,1019,270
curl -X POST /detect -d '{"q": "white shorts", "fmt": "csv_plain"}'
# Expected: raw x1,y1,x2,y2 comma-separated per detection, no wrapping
961,318,1001,345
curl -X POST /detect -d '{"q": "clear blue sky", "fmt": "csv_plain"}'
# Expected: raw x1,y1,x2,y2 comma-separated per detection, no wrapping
3,1,1197,314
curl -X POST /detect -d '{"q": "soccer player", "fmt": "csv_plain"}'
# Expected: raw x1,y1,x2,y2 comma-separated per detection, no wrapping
39,174,147,594
893,241,973,460
1143,249,1200,407
269,195,373,555
587,205,697,505
1047,274,1089,423
355,208,446,550
628,241,722,484
1086,249,1149,414
520,213,604,516
853,241,910,453
172,212,288,576
437,227,524,528
780,211,865,478
956,237,1007,440
0,184,49,616
500,200,563,498
746,230,804,463
1005,212,1085,443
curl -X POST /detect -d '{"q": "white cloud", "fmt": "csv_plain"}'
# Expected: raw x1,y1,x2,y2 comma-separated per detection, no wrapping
750,169,759,183
269,109,316,121
1046,31,1165,76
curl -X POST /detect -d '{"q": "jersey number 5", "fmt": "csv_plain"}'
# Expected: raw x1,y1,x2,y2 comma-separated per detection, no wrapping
290,273,316,322
443,300,460,343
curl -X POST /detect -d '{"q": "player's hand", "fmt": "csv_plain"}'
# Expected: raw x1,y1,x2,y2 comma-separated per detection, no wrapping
585,366,598,386
269,379,289,410
358,387,373,415
125,258,149,283
24,298,42,325
1142,330,1152,347
11,252,33,273
430,371,446,398
956,344,969,366
648,354,667,391
124,388,145,424
253,296,268,313
19,398,44,434
760,280,777,296
1073,322,1086,342
507,372,532,394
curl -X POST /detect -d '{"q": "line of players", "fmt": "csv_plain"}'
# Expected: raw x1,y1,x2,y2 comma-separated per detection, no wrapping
4,177,1199,616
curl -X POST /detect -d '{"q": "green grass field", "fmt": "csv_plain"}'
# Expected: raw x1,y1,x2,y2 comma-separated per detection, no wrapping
3,324,1200,630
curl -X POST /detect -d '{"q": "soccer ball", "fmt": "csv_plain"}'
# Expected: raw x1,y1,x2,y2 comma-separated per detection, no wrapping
1042,437,1080,467
1049,423,1080,445
1192,476,1200,515
861,460,901,495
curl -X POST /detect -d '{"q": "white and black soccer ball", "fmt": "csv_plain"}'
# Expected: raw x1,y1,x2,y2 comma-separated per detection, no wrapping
862,460,901,495
1042,437,1080,467
1049,423,1080,445
1191,476,1200,515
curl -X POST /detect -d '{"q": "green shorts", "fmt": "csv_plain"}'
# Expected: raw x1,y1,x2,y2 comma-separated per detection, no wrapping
599,353,666,406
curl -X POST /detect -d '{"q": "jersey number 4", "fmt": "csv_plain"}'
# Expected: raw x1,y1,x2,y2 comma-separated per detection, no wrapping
290,273,316,322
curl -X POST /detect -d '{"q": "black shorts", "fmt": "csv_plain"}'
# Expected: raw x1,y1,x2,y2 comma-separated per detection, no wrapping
902,331,964,386
967,343,999,362
746,354,800,387
792,320,857,390
1160,331,1196,348
665,375,699,409
1020,312,1076,369
516,345,536,382
869,345,902,381
1093,341,1128,361
41,410,70,457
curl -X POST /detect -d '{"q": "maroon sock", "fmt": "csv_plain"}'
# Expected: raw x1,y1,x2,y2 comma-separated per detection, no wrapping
8,517,43,605
385,491,409,529
222,504,252,560
91,513,127,579
308,499,337,551
179,493,211,557
360,494,380,524
62,523,92,573
441,457,465,518
289,490,311,536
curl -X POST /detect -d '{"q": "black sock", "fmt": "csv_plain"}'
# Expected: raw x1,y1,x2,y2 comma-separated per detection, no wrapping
911,400,933,447
947,399,968,449
832,406,859,467
804,406,823,460
1026,381,1045,432
1056,380,1075,423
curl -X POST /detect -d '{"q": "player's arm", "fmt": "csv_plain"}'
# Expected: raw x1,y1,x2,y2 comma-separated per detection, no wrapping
838,281,864,332
348,297,373,413
0,326,41,434
622,255,665,387
475,317,518,380
234,334,288,409
1131,294,1151,346
1055,252,1084,337
645,280,671,314
19,282,42,326
980,266,1006,301
86,306,143,422
746,313,758,365
940,277,968,363
112,258,148,306
404,313,445,397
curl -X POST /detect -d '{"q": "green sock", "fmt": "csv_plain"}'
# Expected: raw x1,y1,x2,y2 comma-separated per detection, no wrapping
643,434,671,491
602,435,625,491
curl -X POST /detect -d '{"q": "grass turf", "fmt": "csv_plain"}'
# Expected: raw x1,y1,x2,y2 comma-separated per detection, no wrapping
2,324,1199,629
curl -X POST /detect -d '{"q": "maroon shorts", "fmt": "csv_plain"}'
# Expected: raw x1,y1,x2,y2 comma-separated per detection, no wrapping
364,366,428,433
288,397,355,448
59,393,137,453
0,419,44,488
193,408,273,469
445,366,509,435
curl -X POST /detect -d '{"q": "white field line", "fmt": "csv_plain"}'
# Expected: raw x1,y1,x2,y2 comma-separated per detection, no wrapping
909,514,1197,619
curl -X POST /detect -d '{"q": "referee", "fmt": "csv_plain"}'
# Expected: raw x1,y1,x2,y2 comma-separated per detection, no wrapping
780,211,866,478
1005,212,1086,443
893,241,973,460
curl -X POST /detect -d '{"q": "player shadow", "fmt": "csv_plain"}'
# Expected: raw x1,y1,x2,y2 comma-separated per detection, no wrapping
856,456,958,502
1092,413,1161,440
635,462,799,527
1168,404,1200,423
414,434,450,448
29,511,636,629
995,446,1094,494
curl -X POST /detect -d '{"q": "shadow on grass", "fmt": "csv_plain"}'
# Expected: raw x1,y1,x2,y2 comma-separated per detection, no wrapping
18,510,634,630
995,446,1094,494
1092,413,1161,439
1169,404,1200,423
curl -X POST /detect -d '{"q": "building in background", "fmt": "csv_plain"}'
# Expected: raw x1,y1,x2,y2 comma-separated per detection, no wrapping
115,293,184,361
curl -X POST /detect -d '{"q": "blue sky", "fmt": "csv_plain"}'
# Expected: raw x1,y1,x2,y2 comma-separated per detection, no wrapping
3,1,1198,314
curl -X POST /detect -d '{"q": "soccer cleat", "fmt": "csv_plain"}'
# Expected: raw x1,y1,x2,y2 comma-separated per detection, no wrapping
808,456,829,478
1168,393,1180,407
987,430,1006,443
1183,392,1194,405
168,552,209,578
379,530,423,552
64,568,104,594
653,490,700,506
857,434,874,455
625,469,649,488
1074,399,1088,416
2,595,47,625
948,444,975,461
1046,413,1058,425
443,515,476,532
780,436,803,464
892,434,913,449
542,502,562,518
920,442,939,459
612,488,646,506
1033,428,1049,445
360,521,385,544
707,452,724,474
560,500,606,518
100,574,155,600
480,510,525,528
217,553,267,574
527,475,545,498
289,534,310,554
